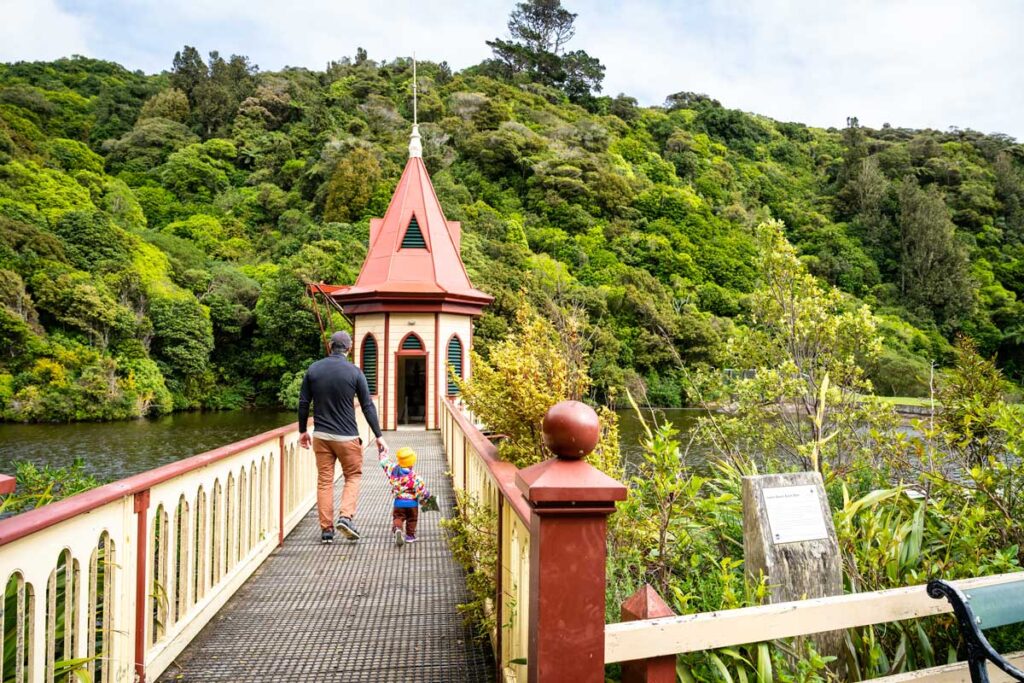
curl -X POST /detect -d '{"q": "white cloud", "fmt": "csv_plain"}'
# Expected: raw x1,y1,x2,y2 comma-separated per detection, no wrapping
1,0,1020,138
583,0,1024,137
0,0,91,63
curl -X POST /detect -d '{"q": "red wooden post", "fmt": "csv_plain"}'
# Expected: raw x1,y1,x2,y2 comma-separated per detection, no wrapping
0,473,14,495
621,585,677,683
516,401,627,682
133,489,151,682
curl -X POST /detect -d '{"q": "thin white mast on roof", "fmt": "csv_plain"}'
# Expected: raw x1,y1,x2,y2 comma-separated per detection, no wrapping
409,53,422,158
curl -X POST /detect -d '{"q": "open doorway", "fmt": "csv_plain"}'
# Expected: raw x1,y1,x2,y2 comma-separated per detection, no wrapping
396,355,427,426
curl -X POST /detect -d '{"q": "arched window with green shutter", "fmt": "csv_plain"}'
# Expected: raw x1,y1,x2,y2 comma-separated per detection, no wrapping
361,334,378,394
401,215,427,249
447,335,463,395
400,333,424,351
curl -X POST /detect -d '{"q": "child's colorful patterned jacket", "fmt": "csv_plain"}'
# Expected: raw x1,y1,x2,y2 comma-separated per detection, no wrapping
379,451,431,508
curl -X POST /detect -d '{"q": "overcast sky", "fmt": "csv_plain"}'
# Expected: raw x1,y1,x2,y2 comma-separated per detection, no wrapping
2,0,1021,139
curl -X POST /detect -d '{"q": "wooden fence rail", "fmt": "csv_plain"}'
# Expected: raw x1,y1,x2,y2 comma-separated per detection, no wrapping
605,572,1024,663
607,573,1024,683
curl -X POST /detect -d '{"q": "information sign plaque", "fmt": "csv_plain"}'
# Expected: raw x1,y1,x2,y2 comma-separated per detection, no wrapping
762,485,829,544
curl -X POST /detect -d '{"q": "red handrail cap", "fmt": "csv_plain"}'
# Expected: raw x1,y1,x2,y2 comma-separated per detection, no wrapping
542,400,600,460
516,458,627,504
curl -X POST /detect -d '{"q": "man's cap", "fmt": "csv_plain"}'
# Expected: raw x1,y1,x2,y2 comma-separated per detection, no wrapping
330,330,352,351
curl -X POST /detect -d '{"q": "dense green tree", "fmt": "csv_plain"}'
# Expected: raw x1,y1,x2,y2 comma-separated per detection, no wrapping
157,139,237,202
49,210,131,271
148,296,213,379
897,177,973,326
31,268,135,348
104,116,199,173
193,52,258,137
171,46,258,137
171,47,207,100
840,156,889,247
323,147,382,223
139,88,190,123
994,152,1024,242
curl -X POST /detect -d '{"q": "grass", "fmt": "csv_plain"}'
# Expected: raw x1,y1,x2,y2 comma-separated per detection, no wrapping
871,396,936,407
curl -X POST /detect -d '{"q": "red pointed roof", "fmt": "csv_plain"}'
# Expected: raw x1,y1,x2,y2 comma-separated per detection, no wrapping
330,155,492,316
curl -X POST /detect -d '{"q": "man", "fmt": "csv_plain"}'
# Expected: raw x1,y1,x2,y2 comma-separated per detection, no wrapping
298,330,387,543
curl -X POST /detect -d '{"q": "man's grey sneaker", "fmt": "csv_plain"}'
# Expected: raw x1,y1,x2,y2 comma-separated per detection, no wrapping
393,527,405,546
335,516,361,540
320,529,335,544
405,535,417,543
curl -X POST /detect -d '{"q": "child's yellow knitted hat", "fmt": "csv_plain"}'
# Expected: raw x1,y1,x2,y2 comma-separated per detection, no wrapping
396,447,417,468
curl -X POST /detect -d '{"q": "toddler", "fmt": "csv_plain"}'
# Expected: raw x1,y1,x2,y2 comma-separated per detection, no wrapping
380,446,431,545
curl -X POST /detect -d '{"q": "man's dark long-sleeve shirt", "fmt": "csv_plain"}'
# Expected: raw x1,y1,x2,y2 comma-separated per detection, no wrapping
298,352,383,438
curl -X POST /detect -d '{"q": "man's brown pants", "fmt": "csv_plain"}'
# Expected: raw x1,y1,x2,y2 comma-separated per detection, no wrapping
392,506,419,537
313,438,363,530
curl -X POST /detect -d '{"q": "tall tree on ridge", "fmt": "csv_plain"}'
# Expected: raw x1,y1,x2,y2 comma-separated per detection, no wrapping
170,46,258,137
486,0,605,105
507,0,576,54
170,46,207,106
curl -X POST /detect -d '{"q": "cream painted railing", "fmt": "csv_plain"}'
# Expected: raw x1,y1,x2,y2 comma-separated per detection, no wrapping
0,409,370,683
606,571,1024,682
441,398,530,683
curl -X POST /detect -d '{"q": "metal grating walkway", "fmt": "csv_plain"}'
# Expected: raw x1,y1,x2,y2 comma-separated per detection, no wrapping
158,430,495,682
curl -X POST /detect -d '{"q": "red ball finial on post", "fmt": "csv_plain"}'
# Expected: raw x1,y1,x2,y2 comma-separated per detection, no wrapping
542,400,600,460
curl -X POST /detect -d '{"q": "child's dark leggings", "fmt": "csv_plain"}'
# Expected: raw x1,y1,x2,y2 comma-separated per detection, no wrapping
392,506,419,536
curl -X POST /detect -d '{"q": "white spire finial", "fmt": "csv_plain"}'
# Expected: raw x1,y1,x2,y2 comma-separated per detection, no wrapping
409,54,422,158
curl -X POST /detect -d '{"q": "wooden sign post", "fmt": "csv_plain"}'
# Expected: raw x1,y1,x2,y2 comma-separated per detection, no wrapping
742,472,843,659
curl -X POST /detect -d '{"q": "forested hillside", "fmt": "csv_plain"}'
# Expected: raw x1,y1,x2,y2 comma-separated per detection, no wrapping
0,42,1022,421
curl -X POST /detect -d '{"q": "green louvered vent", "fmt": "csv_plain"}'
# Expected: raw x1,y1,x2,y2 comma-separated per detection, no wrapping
401,335,423,351
447,337,463,395
401,216,427,249
361,336,378,394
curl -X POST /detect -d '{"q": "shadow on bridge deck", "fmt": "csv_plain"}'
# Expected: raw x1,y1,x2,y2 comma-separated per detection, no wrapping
159,430,494,682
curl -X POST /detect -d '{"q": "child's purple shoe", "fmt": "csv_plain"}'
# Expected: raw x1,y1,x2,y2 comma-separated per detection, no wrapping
405,535,417,543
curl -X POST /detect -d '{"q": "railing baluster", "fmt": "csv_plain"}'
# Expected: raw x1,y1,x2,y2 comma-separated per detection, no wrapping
20,575,35,683
133,488,150,683
46,562,57,681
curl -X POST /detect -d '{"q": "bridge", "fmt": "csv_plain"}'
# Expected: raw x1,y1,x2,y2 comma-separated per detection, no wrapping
4,399,1024,682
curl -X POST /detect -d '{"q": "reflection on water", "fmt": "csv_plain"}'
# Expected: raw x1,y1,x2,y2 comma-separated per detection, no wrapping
0,409,295,482
616,407,707,475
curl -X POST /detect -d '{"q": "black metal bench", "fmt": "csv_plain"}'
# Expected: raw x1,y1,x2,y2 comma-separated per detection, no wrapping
928,579,1024,682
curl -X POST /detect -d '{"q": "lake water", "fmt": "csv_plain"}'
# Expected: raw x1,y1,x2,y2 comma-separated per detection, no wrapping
0,407,707,484
0,409,295,482
615,407,706,473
